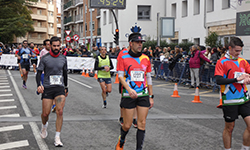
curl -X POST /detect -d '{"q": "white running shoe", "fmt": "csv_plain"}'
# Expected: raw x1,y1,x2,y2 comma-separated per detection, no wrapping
40,125,48,139
54,136,63,147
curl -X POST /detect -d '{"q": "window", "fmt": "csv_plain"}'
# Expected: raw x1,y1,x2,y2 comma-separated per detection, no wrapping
80,7,83,15
138,5,151,20
80,24,83,33
182,0,188,17
109,10,113,24
103,11,106,25
182,39,188,43
49,23,53,28
207,0,214,12
194,38,200,45
50,11,53,16
89,21,95,31
37,22,42,27
57,29,60,33
37,9,42,15
85,22,87,31
222,0,230,9
38,34,41,39
57,18,59,23
194,0,200,15
172,3,176,18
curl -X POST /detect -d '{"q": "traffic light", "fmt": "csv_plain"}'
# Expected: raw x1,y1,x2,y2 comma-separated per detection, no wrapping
113,29,119,45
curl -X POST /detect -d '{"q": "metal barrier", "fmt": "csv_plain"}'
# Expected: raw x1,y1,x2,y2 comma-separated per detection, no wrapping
153,60,220,91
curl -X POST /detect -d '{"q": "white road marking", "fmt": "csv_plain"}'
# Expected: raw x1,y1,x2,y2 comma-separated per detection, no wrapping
0,89,11,92
0,106,17,110
0,99,15,102
68,77,92,89
0,83,9,85
0,114,20,117
0,140,29,150
7,70,49,150
0,86,10,88
0,94,13,97
0,125,24,132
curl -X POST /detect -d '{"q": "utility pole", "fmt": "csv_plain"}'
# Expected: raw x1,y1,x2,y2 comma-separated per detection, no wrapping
90,8,93,51
84,0,87,46
110,9,119,46
61,0,64,44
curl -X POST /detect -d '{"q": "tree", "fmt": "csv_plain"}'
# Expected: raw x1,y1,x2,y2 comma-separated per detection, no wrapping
205,32,218,48
0,0,37,44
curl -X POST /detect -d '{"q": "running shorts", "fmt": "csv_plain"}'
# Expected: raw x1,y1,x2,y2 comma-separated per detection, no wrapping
222,100,250,122
97,78,111,84
21,64,30,71
31,59,38,65
41,87,65,100
120,96,150,109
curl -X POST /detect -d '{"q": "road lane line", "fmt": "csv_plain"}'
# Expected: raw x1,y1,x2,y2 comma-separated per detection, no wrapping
0,83,9,85
0,114,20,117
0,125,24,132
0,99,15,102
7,70,49,150
0,94,13,97
0,106,17,110
0,89,11,92
0,140,29,150
68,77,92,89
0,86,10,88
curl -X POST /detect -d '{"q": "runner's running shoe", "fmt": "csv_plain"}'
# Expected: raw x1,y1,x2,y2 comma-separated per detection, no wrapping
22,84,27,89
115,135,125,150
106,92,109,97
54,136,63,147
51,104,56,112
118,117,123,126
132,119,137,128
102,104,107,108
40,124,48,139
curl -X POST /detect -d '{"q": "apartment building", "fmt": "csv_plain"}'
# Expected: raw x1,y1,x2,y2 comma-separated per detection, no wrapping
166,0,236,46
62,0,101,48
14,0,57,45
57,9,62,40
101,0,165,48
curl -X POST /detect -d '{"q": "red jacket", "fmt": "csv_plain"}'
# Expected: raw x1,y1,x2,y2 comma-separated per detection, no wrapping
189,50,210,68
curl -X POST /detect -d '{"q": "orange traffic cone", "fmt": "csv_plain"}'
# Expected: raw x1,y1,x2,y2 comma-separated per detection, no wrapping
114,73,119,84
217,90,223,108
85,69,90,77
192,87,202,103
94,71,98,79
171,83,180,98
81,68,86,77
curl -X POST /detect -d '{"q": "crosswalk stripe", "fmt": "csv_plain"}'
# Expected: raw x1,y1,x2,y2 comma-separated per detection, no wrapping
0,125,24,132
0,80,8,82
0,89,11,92
0,86,10,88
0,106,17,110
0,140,29,150
0,99,15,102
0,114,20,117
0,94,13,97
0,83,9,85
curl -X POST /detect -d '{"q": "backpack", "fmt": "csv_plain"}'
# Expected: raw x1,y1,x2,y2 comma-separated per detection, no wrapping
199,51,205,66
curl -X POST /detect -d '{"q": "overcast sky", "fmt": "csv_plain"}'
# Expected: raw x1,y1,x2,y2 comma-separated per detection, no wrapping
56,0,61,13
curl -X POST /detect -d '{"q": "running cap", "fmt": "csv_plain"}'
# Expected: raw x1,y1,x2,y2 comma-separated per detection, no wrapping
128,32,145,42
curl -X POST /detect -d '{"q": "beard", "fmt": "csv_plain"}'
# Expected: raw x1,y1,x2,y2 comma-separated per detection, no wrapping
52,49,60,55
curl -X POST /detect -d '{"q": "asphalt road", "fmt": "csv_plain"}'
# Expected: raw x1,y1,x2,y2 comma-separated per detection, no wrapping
0,69,247,150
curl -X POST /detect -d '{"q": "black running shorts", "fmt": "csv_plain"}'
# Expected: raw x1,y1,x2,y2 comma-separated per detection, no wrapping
222,100,250,122
21,64,30,71
31,59,38,65
120,96,150,109
42,87,65,100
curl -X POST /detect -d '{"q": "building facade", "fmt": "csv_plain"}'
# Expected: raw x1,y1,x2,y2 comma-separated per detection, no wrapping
62,0,101,49
14,0,57,45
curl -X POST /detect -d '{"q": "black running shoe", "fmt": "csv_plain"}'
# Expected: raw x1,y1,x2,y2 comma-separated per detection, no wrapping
132,119,137,128
119,117,123,126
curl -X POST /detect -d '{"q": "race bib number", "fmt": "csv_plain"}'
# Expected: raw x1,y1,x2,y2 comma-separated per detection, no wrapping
234,72,246,84
23,54,28,59
131,71,144,81
49,75,62,85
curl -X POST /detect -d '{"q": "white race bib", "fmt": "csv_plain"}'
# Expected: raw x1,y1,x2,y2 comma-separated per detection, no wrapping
23,54,28,59
131,71,144,81
49,75,62,85
234,72,246,84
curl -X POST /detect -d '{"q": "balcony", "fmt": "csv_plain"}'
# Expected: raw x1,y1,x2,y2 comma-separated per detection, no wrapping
64,0,76,11
28,2,46,9
75,14,83,23
97,28,101,36
31,14,47,21
48,16,54,23
33,26,47,33
48,28,54,35
75,0,83,7
64,16,75,25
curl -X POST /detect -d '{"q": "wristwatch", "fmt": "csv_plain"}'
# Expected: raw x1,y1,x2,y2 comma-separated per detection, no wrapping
149,95,154,98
